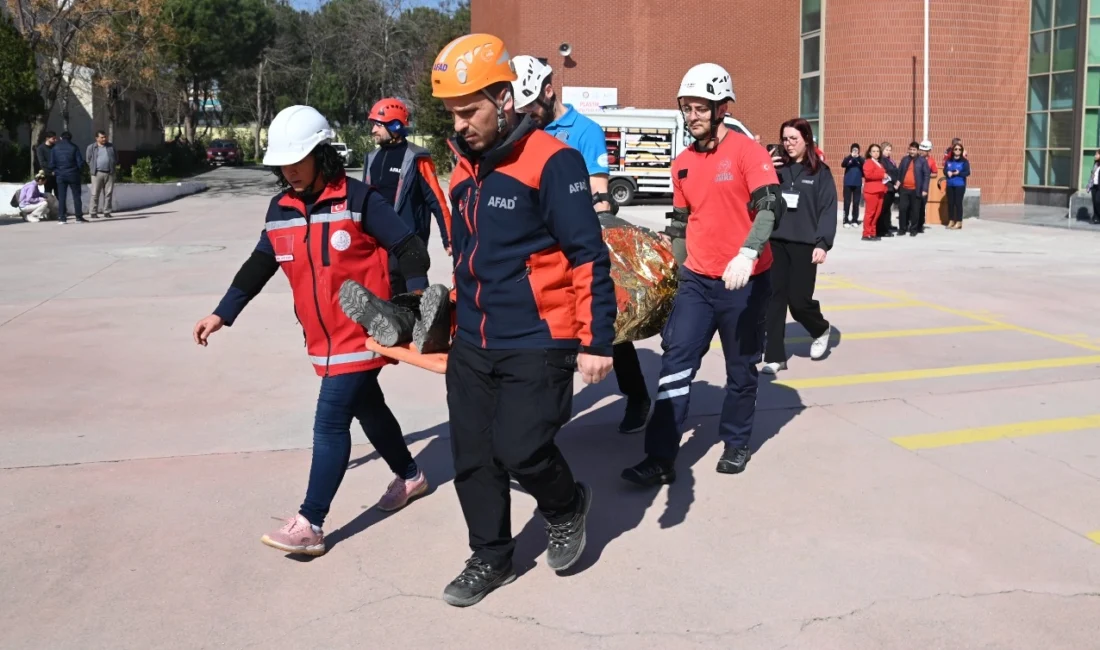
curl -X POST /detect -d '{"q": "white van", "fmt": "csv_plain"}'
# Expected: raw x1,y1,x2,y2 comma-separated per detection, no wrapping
582,108,755,206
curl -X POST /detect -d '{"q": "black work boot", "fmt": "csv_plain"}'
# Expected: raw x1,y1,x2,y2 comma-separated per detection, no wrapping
390,291,423,317
545,482,592,573
339,280,415,347
442,556,516,607
413,284,452,354
621,456,676,487
617,397,652,434
716,443,752,474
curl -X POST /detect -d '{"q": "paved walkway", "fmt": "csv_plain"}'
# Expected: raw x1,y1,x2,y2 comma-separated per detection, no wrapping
1,173,1099,649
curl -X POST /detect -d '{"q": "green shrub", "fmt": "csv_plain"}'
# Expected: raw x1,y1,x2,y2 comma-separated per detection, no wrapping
335,124,374,167
0,141,32,182
131,157,155,183
235,131,258,163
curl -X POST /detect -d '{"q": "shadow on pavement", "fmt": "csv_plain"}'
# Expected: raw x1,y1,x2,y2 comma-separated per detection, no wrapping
325,344,805,573
512,347,806,577
781,322,844,362
87,216,150,223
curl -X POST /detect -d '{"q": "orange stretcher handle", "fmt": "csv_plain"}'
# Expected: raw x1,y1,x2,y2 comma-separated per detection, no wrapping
365,338,448,374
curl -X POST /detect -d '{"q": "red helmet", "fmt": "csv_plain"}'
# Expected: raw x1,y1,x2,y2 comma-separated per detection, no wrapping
369,98,409,127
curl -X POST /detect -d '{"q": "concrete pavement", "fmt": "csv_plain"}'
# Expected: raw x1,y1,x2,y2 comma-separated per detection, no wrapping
1,167,1099,649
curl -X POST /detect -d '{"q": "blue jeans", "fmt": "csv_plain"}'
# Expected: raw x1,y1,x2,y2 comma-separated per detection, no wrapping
299,369,418,527
644,267,770,460
56,177,82,222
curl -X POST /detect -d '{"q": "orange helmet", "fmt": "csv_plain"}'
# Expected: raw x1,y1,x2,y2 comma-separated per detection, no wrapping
369,98,409,127
431,33,516,99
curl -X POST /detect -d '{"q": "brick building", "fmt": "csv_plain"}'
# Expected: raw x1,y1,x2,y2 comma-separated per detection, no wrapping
473,0,1097,206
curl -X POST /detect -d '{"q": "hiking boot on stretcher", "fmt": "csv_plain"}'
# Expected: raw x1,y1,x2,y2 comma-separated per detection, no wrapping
413,284,452,354
339,280,416,347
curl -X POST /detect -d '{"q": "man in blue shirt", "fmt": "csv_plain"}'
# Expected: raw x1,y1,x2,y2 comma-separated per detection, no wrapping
512,55,651,434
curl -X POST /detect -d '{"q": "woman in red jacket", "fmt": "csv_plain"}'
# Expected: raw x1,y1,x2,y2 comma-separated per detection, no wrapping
861,143,887,242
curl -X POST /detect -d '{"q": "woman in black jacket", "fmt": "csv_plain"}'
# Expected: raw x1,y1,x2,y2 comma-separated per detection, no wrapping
878,142,899,237
762,118,837,374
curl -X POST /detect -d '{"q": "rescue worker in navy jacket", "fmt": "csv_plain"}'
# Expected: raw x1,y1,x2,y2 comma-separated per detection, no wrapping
363,97,453,293
510,54,651,435
192,105,433,558
430,34,617,608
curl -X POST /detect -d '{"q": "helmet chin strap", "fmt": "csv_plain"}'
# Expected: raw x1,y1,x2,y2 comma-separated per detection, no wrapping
692,100,726,152
481,88,513,137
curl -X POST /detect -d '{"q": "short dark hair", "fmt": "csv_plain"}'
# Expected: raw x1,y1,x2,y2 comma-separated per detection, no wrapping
486,81,511,102
44,130,56,139
60,131,72,140
271,143,346,192
96,130,107,138
850,143,860,151
908,141,920,149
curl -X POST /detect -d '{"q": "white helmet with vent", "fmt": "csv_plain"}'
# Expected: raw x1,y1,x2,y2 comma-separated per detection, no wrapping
677,63,736,103
510,55,553,111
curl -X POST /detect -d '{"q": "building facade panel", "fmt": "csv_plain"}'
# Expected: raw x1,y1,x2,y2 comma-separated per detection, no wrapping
472,0,801,150
475,0,1032,205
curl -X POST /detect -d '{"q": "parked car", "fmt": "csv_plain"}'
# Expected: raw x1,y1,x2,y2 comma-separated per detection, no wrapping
206,139,243,166
331,142,354,167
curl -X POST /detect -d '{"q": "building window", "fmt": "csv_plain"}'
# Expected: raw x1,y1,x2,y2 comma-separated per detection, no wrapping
1081,1,1100,186
1027,0,1079,187
800,0,823,144
135,102,148,129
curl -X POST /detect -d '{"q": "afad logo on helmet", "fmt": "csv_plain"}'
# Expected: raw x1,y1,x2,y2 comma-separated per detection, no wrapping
453,43,510,85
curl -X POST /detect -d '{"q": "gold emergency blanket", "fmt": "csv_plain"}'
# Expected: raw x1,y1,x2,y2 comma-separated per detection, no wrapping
602,224,679,345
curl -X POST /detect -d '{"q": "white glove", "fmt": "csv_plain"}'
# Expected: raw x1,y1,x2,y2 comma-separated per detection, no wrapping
722,249,757,290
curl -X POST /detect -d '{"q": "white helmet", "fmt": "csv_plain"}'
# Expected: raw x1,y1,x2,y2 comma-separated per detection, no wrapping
919,139,933,151
263,105,335,166
511,55,553,111
677,63,736,103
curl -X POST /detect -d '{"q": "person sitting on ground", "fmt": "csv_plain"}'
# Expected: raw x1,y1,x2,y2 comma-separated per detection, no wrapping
17,171,57,223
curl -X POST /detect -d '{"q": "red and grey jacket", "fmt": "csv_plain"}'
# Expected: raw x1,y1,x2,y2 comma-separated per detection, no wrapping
213,173,429,376
447,119,617,356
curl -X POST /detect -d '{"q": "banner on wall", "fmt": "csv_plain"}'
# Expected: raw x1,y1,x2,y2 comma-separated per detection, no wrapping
562,87,619,112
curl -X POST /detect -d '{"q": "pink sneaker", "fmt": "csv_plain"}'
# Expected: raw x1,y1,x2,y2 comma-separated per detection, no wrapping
376,471,429,512
260,514,326,556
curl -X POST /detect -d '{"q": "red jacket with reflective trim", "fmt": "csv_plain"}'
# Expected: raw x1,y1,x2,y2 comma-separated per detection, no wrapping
266,176,399,376
447,121,617,355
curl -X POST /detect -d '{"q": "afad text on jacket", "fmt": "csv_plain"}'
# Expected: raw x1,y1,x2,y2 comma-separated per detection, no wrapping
447,119,617,356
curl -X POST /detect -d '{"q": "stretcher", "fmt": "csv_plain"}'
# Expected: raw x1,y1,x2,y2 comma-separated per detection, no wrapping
366,338,448,374
364,222,677,375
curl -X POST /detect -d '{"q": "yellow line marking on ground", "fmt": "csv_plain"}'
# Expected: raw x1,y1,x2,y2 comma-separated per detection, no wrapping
711,324,1013,350
827,277,1100,354
785,324,1011,344
1086,531,1100,545
773,355,1100,390
828,301,921,312
890,414,1100,450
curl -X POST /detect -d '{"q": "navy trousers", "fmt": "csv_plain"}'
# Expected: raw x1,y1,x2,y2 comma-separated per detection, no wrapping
644,267,770,460
56,176,82,222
